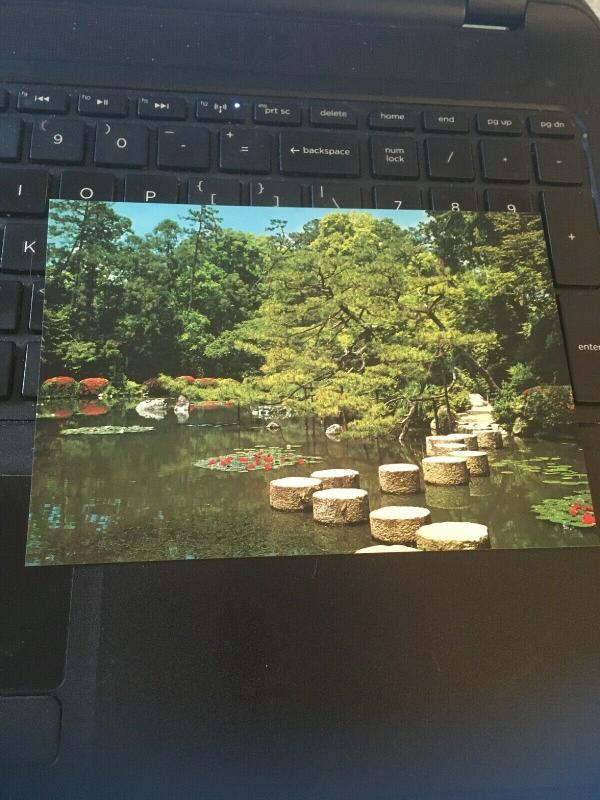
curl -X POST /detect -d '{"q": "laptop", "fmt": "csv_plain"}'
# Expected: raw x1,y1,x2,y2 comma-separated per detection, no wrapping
2,0,600,796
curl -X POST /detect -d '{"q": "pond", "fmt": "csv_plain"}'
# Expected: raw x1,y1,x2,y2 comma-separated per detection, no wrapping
26,404,599,566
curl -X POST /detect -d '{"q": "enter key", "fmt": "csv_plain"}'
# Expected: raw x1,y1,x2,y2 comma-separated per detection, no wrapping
559,289,600,403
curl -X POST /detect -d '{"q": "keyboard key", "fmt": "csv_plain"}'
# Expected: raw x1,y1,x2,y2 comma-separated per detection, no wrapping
29,285,44,333
138,96,186,120
78,92,128,117
309,103,357,128
60,170,115,201
0,281,22,332
529,112,574,138
534,141,584,185
280,131,359,176
17,89,68,114
188,178,241,205
124,173,179,203
22,341,40,399
1,223,47,274
0,169,49,214
541,192,600,286
250,180,302,207
368,108,416,131
476,111,523,135
430,187,477,211
30,118,85,164
426,138,474,181
373,185,422,209
311,183,362,208
254,102,301,126
0,341,14,398
558,290,600,402
423,110,469,133
219,128,271,173
94,122,148,168
370,135,419,179
0,118,22,161
196,98,246,123
157,126,210,171
484,189,532,212
480,140,529,182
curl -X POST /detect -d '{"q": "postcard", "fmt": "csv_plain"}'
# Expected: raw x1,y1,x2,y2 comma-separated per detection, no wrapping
25,201,597,565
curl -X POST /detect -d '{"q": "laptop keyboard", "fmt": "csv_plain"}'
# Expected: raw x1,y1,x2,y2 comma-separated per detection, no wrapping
0,85,598,422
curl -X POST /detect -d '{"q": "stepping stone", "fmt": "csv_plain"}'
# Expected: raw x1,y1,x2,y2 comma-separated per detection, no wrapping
422,456,469,486
355,544,421,553
369,506,431,545
270,476,322,512
312,488,369,524
310,468,359,489
445,432,479,450
450,449,490,477
426,435,452,456
434,441,467,456
415,521,489,551
476,429,504,449
378,463,420,494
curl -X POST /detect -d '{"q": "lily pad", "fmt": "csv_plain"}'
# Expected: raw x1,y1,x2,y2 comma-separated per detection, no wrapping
532,494,596,528
61,425,153,436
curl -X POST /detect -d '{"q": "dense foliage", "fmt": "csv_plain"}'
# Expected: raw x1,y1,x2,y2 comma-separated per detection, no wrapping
44,202,569,439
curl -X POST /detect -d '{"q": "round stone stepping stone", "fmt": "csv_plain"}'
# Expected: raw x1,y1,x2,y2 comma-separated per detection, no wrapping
422,456,469,486
425,484,471,510
369,505,431,544
378,463,420,494
355,544,421,554
444,432,479,450
270,476,322,512
476,429,503,449
312,488,369,525
435,441,467,456
310,468,359,490
426,435,451,456
450,449,490,477
415,521,489,551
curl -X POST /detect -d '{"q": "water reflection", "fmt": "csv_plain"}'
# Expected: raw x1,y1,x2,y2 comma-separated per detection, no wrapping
26,406,599,565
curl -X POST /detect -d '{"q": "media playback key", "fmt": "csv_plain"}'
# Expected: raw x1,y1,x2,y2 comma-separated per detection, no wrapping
558,290,600,403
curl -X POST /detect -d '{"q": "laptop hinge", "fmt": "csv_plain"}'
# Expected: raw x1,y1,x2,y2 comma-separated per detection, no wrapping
464,0,528,29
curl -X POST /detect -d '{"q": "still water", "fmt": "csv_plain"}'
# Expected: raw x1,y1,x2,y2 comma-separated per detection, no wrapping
26,405,599,565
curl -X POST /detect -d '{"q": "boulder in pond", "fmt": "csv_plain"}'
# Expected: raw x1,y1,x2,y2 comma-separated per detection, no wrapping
136,398,168,420
325,423,343,440
266,421,281,432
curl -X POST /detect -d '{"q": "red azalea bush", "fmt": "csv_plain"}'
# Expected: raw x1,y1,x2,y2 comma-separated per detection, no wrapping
41,376,77,397
195,377,219,387
52,407,73,419
176,375,196,385
79,377,109,396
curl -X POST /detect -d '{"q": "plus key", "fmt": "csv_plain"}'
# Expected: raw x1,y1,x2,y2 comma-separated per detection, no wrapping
541,191,600,286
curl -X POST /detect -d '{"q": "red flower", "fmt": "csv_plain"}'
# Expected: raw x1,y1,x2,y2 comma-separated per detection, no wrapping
584,505,594,512
220,460,227,466
264,455,273,462
582,513,596,525
208,459,217,465
568,504,581,516
247,463,255,470
225,456,233,464
264,464,272,471
238,456,248,463
43,376,76,387
297,458,305,464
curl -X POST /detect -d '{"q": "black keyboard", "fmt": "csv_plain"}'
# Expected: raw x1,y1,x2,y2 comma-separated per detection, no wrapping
0,85,599,422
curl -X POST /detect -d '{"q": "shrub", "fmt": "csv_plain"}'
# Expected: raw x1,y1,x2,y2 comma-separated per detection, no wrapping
143,377,169,397
492,384,522,434
520,385,574,437
79,377,109,396
195,377,218,387
41,376,77,397
176,375,196,385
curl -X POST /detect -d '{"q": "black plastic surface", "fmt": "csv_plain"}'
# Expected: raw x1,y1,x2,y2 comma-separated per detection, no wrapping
2,1,600,797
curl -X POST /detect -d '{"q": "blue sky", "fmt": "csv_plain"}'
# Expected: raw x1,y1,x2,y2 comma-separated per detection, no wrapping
50,201,427,238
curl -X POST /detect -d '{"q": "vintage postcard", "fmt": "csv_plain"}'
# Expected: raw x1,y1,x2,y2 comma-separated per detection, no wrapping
25,201,597,565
